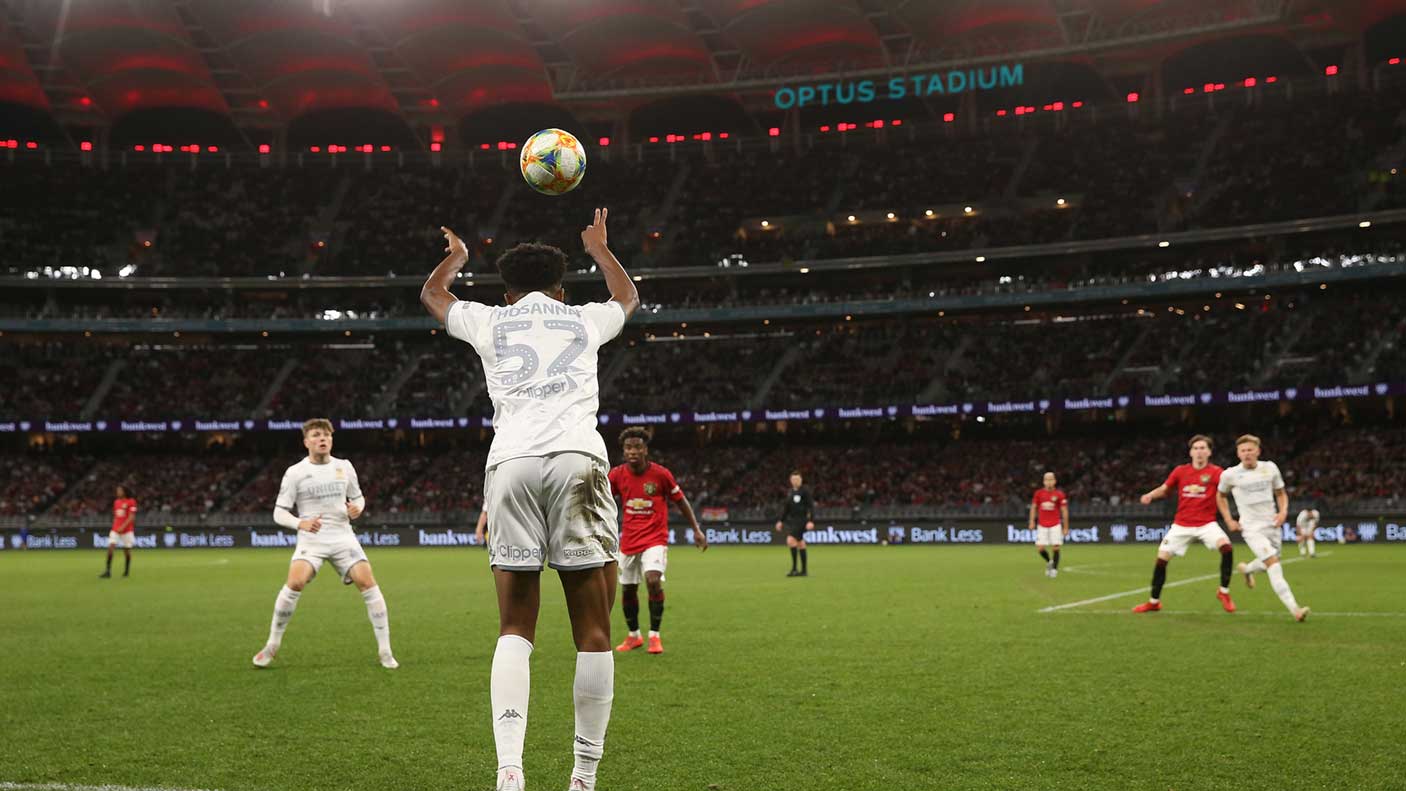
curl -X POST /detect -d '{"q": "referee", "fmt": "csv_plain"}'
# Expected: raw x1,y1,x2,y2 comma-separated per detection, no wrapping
773,470,815,577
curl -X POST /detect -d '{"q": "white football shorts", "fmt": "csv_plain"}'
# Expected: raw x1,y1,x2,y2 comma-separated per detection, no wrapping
619,544,667,585
1241,524,1283,562
1035,526,1064,546
107,530,135,549
1159,522,1229,557
484,452,619,572
291,532,368,584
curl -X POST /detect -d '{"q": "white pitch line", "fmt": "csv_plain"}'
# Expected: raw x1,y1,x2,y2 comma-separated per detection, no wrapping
1052,609,1406,618
1037,552,1329,613
0,784,222,791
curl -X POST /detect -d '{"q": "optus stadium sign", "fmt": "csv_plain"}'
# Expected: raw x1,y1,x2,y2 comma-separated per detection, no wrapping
774,64,1024,110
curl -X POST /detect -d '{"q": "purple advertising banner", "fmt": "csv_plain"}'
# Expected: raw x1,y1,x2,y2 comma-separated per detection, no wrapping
0,382,1400,434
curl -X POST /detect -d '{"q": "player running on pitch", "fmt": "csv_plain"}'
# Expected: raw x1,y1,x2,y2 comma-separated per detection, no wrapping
609,427,707,655
1029,471,1069,578
1296,506,1320,557
251,419,397,670
422,208,637,791
99,485,137,578
1133,434,1237,614
1219,435,1309,621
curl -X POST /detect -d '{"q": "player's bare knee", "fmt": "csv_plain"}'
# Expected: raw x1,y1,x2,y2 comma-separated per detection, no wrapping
1264,556,1280,568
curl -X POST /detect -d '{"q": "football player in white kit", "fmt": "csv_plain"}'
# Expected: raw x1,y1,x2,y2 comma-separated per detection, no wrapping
1296,507,1320,557
251,419,398,668
422,209,638,791
1216,434,1309,621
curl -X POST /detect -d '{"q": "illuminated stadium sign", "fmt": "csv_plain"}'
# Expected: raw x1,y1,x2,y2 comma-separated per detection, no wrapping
774,64,1025,110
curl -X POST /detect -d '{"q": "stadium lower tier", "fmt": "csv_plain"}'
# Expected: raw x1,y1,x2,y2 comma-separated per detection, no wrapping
2,416,1402,521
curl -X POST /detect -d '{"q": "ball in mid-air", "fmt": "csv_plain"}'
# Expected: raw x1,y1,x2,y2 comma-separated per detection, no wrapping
520,128,586,195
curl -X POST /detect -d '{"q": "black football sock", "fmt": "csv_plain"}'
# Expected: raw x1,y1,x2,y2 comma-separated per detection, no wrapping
1219,544,1234,589
622,586,640,632
1151,559,1168,600
104,548,113,572
1052,549,1061,569
124,549,131,575
648,591,665,632
790,547,798,571
800,549,808,573
1039,549,1051,563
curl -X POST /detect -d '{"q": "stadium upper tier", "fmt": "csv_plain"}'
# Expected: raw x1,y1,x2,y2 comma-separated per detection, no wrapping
3,87,1404,282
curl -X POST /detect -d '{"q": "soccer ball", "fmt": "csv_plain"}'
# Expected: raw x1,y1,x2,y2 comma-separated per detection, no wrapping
519,128,586,195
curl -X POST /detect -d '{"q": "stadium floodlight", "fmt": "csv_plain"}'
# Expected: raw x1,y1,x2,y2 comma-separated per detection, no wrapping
975,256,986,263
847,215,856,222
925,209,934,217
1056,198,1066,206
799,268,810,274
760,220,769,227
886,212,896,220
1158,241,1171,247
964,206,973,214
1359,221,1372,228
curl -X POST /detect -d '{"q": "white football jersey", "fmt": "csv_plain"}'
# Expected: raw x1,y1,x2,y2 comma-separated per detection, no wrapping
1217,460,1285,526
275,456,362,534
1296,509,1320,529
446,292,626,469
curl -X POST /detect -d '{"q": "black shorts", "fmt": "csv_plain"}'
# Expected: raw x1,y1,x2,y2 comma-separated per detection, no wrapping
785,522,809,540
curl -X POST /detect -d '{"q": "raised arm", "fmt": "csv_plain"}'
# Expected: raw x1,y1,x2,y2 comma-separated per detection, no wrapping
420,226,471,326
581,208,639,319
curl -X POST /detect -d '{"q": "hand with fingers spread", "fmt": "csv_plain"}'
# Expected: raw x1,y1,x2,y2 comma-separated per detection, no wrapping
298,515,323,534
581,207,609,255
441,226,469,260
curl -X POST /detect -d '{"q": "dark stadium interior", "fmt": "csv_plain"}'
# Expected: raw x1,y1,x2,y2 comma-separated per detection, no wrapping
2,2,1404,527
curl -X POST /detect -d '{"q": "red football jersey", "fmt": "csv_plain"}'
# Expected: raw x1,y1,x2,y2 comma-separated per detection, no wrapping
1031,488,1067,527
608,462,684,556
1163,464,1223,526
112,497,137,533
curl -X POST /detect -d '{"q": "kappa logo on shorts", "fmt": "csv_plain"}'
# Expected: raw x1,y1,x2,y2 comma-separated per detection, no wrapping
498,709,523,721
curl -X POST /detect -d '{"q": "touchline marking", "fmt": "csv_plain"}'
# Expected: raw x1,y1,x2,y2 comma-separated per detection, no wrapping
1037,552,1330,613
1053,609,1406,618
0,784,223,791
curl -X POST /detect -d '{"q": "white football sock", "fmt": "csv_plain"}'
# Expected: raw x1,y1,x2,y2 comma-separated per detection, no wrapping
1245,558,1267,574
1266,564,1300,612
648,630,660,638
1307,538,1316,555
267,585,301,648
571,651,614,790
1298,542,1307,556
361,585,392,654
491,635,533,773
628,630,641,638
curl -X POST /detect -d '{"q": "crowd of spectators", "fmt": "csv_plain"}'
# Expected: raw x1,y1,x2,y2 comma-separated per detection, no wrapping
5,282,1406,422
5,421,1401,519
5,87,1403,282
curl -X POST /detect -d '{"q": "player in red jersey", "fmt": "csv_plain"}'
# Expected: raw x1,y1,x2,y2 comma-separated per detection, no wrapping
1132,435,1236,613
1029,472,1069,578
607,427,707,655
100,485,137,578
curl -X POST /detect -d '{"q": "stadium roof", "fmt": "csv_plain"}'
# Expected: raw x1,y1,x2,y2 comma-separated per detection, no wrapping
0,0,1395,131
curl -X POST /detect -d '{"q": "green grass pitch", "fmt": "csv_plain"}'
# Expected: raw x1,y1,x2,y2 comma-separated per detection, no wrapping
2,544,1403,790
